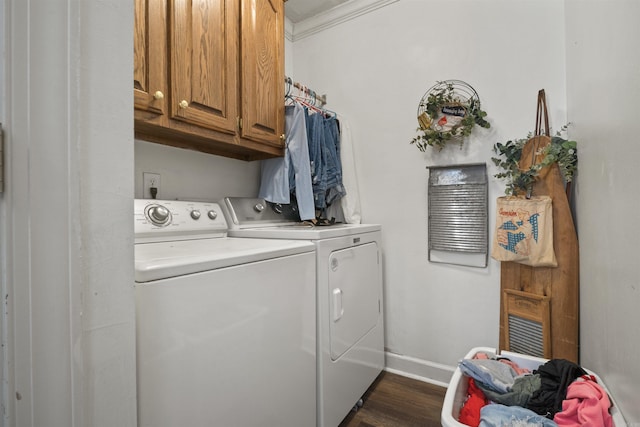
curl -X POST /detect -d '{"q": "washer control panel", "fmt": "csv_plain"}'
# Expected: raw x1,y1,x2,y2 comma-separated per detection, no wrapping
135,199,227,242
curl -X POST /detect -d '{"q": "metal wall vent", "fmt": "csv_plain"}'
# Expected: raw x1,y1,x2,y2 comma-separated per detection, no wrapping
427,163,487,267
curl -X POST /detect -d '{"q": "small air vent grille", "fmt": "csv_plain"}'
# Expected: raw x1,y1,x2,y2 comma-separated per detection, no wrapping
508,314,544,357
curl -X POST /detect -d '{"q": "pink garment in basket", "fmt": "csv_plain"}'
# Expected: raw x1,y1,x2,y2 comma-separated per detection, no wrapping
554,378,614,427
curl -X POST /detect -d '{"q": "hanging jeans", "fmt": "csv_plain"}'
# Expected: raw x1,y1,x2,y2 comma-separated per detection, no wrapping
306,110,327,210
323,115,346,206
306,109,346,212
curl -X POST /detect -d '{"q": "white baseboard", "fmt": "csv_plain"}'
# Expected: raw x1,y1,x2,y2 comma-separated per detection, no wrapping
384,351,455,388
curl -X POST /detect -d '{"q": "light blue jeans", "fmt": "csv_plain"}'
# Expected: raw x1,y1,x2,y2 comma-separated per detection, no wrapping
323,116,346,206
479,404,557,427
305,110,327,209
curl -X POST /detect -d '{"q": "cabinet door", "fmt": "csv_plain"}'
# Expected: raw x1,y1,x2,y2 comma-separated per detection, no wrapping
134,0,168,117
171,0,239,134
240,0,285,147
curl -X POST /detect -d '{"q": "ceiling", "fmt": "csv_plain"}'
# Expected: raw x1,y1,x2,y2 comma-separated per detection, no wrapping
285,0,352,23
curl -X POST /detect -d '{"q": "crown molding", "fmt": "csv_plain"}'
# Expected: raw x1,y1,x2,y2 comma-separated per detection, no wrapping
290,0,398,42
285,18,294,41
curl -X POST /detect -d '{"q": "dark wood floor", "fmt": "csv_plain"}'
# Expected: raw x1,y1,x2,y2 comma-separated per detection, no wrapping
338,371,447,427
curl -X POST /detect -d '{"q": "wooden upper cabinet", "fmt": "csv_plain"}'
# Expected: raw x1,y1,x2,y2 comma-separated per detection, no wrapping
240,0,285,147
170,0,239,134
134,0,285,161
134,0,168,118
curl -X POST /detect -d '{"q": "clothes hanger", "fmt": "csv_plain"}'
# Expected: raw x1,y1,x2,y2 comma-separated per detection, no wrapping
284,80,336,118
304,86,337,118
284,77,296,105
291,85,323,113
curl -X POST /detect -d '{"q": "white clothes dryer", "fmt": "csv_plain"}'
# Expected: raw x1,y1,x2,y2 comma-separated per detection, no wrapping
221,197,385,427
134,199,316,427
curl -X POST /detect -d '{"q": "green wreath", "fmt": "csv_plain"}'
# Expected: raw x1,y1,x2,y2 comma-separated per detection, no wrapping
410,81,490,151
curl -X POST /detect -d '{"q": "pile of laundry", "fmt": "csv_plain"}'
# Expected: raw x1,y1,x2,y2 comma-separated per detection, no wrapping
457,352,615,427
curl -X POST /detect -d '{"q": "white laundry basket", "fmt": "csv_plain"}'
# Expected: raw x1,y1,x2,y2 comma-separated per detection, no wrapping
441,347,627,427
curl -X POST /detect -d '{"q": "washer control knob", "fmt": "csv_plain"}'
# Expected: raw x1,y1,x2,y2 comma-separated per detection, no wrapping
208,210,218,220
190,210,201,220
254,203,265,213
148,205,171,226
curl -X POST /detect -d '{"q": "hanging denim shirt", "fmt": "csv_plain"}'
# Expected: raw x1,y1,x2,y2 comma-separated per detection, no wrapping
286,103,314,220
259,155,289,205
259,103,315,220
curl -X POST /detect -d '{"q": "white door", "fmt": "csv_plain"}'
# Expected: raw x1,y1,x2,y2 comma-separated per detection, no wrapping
328,242,381,361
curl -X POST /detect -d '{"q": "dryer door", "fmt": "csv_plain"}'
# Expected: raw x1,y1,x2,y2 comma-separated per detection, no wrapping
329,242,381,361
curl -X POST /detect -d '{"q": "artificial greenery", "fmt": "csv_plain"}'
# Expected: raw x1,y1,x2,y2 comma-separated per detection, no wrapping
411,82,490,151
492,124,578,196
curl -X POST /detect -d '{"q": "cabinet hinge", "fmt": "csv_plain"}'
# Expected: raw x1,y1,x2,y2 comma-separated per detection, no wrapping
237,117,243,130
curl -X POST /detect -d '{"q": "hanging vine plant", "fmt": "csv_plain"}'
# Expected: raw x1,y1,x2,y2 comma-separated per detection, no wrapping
410,80,490,151
492,124,578,196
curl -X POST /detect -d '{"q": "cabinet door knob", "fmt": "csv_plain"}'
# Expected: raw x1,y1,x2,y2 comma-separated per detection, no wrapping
179,100,189,109
280,133,286,140
153,91,164,100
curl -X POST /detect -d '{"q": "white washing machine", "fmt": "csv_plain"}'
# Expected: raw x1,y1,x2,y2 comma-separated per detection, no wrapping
221,197,385,427
134,199,317,427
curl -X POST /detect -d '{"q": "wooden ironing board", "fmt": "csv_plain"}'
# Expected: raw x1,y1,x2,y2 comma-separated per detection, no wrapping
498,90,579,363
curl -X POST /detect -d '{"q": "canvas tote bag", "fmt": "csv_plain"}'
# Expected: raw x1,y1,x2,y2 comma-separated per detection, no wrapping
491,195,558,267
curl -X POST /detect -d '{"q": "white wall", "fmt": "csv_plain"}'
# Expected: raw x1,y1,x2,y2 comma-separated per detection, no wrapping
3,0,136,426
565,1,640,424
291,0,568,382
134,140,260,201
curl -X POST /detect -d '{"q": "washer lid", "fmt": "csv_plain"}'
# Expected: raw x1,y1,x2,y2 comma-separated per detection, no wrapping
135,237,314,283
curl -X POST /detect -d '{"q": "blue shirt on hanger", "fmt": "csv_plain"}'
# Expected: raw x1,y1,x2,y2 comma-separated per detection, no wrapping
259,102,315,221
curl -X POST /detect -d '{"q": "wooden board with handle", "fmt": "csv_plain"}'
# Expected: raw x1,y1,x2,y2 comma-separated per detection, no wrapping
499,90,579,363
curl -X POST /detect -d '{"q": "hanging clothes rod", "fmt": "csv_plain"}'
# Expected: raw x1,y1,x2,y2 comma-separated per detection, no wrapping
284,76,327,107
